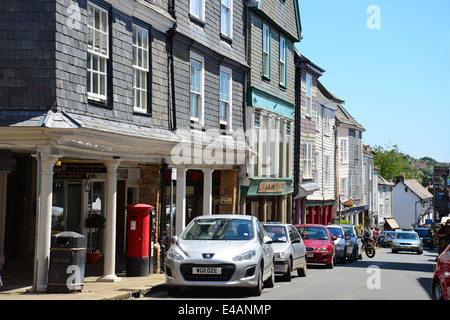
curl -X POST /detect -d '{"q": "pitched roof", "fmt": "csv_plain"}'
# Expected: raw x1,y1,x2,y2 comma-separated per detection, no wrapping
317,81,344,104
335,104,366,132
249,0,302,42
403,179,433,200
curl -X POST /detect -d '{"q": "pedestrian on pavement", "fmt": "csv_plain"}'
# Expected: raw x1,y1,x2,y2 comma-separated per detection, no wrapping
374,227,380,247
438,220,450,255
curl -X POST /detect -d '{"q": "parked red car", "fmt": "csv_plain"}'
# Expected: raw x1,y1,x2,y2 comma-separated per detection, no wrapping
432,244,450,300
295,224,336,268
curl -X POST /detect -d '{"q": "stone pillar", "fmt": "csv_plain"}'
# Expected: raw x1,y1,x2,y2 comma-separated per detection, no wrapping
287,194,293,224
35,154,59,292
175,168,187,235
316,206,322,224
100,159,121,282
328,205,334,223
202,168,213,215
308,206,314,224
258,196,267,222
239,195,247,215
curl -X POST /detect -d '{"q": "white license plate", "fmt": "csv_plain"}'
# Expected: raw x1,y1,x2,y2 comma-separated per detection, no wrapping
192,267,222,275
307,253,314,258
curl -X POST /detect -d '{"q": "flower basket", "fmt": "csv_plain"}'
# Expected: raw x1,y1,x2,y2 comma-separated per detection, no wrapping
343,200,354,208
86,252,100,264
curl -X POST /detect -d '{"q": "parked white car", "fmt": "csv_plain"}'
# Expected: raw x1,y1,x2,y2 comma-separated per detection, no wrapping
263,222,307,281
165,214,275,296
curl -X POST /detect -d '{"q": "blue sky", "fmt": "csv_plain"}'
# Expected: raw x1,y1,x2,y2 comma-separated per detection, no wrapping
295,0,450,162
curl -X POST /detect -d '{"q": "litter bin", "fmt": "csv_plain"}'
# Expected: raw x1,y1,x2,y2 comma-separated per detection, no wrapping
47,231,86,293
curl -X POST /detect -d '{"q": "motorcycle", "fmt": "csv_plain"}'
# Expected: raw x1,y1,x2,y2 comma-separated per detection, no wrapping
362,236,376,258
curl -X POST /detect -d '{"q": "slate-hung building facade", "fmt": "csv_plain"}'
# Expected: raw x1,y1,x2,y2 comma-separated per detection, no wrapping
335,103,367,225
240,0,302,224
0,0,181,291
169,0,249,236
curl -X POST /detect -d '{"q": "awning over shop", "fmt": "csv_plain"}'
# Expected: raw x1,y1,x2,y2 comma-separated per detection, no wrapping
384,217,400,230
294,182,319,199
345,205,368,215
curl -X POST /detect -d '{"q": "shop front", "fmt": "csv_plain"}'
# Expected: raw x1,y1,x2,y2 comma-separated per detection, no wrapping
240,179,293,223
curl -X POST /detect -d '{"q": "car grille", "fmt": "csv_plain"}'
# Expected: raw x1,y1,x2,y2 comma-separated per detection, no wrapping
180,264,235,281
306,247,314,252
400,243,412,246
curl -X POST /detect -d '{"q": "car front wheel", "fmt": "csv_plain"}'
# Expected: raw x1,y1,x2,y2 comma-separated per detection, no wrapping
264,262,275,288
433,281,444,300
249,265,263,296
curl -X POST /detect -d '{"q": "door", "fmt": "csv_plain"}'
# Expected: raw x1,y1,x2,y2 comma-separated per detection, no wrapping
67,183,82,233
289,225,304,269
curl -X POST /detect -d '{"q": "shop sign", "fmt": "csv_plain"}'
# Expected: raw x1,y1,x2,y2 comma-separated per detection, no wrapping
258,181,286,193
58,163,106,173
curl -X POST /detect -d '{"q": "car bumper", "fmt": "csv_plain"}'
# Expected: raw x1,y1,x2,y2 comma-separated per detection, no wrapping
274,258,289,274
306,252,333,264
392,244,421,252
165,259,260,288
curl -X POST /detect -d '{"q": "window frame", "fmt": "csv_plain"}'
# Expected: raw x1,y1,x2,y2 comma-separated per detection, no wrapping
305,73,312,116
303,141,313,179
262,23,271,79
132,23,150,114
87,1,109,104
279,34,287,87
219,65,233,129
220,0,233,39
190,0,205,22
190,51,205,126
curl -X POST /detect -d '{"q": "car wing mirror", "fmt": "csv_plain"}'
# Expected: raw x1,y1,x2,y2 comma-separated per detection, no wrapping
171,235,178,244
264,236,273,244
292,238,301,244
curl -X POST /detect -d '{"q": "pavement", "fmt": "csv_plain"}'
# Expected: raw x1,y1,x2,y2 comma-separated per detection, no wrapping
0,257,167,300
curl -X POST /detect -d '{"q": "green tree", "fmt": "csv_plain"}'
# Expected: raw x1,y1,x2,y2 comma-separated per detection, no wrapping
373,143,411,180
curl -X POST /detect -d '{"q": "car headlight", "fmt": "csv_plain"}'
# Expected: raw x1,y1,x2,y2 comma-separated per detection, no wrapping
317,247,328,252
167,248,184,261
233,249,257,262
274,252,286,259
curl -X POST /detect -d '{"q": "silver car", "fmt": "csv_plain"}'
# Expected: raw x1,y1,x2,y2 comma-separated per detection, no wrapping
263,223,307,281
391,231,423,254
165,214,275,296
340,224,363,260
327,225,355,262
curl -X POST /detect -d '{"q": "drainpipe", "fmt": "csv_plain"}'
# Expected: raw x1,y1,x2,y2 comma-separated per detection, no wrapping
167,0,177,131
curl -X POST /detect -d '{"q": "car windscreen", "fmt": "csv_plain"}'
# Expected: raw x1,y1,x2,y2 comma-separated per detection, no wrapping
327,227,343,238
264,225,288,242
182,218,253,240
415,230,430,238
395,232,418,240
296,226,329,240
341,225,355,237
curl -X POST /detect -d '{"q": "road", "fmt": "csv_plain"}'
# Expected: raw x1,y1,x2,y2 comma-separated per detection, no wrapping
143,247,436,300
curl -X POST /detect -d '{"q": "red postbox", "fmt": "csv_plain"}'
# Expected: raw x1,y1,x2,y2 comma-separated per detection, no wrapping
126,204,153,277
